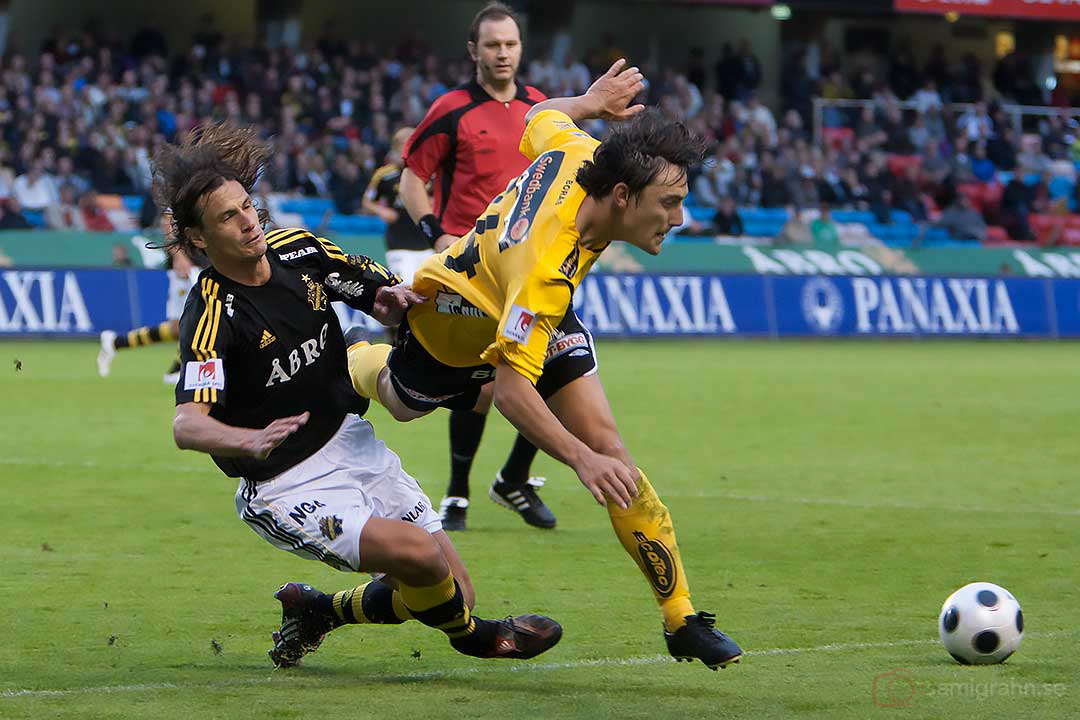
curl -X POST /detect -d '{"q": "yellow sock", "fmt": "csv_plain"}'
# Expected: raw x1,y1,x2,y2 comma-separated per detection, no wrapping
607,469,695,633
347,342,392,401
399,573,476,639
158,321,178,342
332,581,413,624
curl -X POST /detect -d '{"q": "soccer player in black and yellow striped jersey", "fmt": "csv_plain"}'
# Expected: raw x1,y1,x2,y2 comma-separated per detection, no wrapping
348,61,742,670
155,123,562,667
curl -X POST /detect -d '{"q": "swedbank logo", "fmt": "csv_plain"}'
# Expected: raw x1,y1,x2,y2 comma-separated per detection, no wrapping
633,531,677,597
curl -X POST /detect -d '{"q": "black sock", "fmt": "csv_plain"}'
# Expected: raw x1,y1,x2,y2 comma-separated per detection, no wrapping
499,434,539,486
447,410,486,499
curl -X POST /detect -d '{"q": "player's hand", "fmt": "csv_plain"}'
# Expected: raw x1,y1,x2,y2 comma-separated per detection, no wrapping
372,284,427,326
434,233,459,252
249,412,309,460
586,59,646,122
572,449,640,509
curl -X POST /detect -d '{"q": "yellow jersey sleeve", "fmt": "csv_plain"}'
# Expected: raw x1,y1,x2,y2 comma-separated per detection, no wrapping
519,109,600,162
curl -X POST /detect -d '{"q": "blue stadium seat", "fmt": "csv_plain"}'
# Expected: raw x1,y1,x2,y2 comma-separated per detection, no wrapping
280,197,335,214
122,195,144,214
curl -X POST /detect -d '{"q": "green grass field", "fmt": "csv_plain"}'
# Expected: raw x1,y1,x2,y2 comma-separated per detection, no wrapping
1,339,1077,719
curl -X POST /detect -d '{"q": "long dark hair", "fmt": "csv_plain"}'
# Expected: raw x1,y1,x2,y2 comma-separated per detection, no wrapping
576,109,706,200
150,123,271,257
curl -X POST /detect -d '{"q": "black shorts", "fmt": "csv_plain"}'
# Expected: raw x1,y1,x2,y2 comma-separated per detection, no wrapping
387,309,598,413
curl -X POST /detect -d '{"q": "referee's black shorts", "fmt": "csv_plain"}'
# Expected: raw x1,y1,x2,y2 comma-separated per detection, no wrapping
387,309,598,413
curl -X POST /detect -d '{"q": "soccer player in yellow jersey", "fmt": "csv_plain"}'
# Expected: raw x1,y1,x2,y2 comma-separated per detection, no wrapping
349,60,742,670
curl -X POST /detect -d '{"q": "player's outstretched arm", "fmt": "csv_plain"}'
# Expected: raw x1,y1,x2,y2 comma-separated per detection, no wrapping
524,59,645,125
173,402,309,461
493,362,637,508
399,167,459,252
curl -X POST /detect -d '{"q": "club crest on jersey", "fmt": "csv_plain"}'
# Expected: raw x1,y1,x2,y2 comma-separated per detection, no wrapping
301,274,326,311
318,515,343,541
503,304,537,345
183,358,225,391
632,531,677,598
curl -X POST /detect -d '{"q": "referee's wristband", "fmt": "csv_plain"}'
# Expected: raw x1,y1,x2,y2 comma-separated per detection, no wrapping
417,214,444,244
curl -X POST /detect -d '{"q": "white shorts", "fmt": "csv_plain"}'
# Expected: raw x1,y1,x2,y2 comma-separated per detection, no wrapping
166,270,199,322
385,248,434,284
234,414,441,572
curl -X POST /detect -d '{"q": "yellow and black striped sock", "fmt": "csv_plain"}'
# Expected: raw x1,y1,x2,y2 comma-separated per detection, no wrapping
115,322,177,349
331,580,413,625
398,573,489,646
607,469,697,633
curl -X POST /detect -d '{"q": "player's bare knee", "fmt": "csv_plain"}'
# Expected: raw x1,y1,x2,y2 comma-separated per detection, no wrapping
395,529,449,584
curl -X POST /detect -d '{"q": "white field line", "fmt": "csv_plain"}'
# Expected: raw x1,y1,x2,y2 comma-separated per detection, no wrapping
3,632,1072,699
670,491,1080,518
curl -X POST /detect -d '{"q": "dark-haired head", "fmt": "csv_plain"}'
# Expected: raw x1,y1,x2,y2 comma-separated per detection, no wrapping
150,123,271,260
468,2,522,87
577,109,705,200
576,110,705,255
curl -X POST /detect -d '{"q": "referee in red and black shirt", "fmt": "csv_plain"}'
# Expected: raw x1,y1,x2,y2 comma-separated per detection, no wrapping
400,1,554,532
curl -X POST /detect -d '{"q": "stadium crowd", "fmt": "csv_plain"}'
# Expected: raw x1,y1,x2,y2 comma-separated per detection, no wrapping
0,19,1077,245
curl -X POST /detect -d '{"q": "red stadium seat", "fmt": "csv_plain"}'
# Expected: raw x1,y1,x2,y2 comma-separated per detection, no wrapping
984,226,1011,245
822,127,854,150
1061,227,1080,246
957,183,983,211
886,154,922,177
980,182,1003,215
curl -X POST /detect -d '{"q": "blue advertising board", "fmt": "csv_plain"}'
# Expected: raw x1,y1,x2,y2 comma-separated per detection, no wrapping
2,267,1079,339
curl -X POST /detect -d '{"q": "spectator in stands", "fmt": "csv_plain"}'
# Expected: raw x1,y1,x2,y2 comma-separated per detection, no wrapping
971,142,996,182
956,101,992,142
329,156,365,215
912,78,943,114
759,152,791,208
937,193,986,244
986,126,1019,172
712,195,743,237
53,156,90,199
1000,175,1036,241
1016,134,1051,175
45,185,83,229
810,204,841,251
734,38,762,99
693,145,734,209
776,205,812,245
110,242,133,267
743,93,777,147
13,161,58,212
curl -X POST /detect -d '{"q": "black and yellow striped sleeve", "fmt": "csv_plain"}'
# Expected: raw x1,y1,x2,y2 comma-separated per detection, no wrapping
175,276,232,407
365,164,393,201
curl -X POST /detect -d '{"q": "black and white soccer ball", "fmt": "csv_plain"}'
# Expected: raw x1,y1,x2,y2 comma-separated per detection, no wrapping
939,582,1023,665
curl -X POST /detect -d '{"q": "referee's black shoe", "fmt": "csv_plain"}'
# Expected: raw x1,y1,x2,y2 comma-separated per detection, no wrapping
268,582,340,668
489,472,556,529
665,611,742,670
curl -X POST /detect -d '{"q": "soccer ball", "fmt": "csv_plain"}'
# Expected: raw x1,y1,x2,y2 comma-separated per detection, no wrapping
938,582,1023,665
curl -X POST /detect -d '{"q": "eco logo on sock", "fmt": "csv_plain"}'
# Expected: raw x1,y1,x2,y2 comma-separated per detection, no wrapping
632,531,676,598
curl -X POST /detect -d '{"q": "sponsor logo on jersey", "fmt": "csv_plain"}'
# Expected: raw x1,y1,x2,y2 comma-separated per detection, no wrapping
324,272,366,299
301,274,327,311
258,329,276,349
318,514,343,541
265,323,329,386
559,245,580,279
503,304,537,344
632,531,677,598
555,178,575,206
278,246,318,261
499,151,564,250
544,331,589,363
434,291,486,318
184,358,225,391
401,500,428,523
